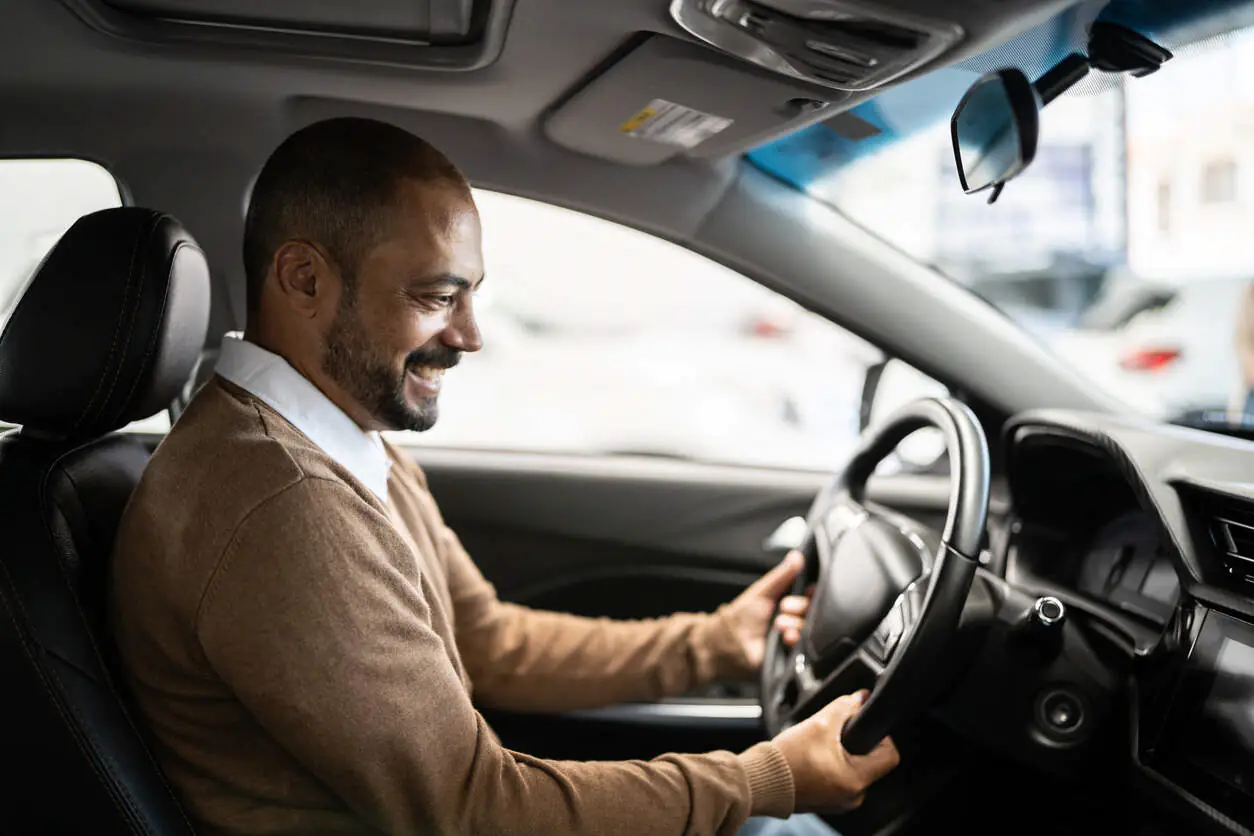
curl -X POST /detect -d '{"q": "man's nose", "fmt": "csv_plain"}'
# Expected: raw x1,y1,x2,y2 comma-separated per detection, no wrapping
442,293,483,353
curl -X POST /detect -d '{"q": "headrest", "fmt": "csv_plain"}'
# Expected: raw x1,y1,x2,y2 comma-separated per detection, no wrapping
0,208,210,439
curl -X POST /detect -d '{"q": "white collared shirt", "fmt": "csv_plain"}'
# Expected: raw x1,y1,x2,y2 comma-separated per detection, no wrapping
214,334,392,502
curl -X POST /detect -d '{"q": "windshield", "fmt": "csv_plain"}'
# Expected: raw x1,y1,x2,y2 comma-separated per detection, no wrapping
751,18,1254,431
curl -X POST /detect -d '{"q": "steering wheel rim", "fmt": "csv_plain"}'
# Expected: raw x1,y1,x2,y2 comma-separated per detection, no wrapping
760,396,990,754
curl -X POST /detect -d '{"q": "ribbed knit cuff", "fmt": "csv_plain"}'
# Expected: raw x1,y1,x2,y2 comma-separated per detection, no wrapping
738,741,795,819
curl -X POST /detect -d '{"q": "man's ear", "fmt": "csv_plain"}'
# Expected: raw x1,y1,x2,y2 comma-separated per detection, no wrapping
272,240,334,319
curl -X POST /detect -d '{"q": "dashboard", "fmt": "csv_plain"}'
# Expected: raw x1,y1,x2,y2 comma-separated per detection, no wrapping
987,410,1254,835
1014,504,1180,626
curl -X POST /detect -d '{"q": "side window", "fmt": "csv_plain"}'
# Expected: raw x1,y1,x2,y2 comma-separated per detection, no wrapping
396,190,943,471
0,159,170,434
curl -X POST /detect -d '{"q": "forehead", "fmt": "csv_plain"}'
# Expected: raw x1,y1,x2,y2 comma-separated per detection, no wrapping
385,179,482,262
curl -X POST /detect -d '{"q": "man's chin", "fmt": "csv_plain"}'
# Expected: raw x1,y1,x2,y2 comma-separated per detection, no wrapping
399,397,439,433
371,395,438,434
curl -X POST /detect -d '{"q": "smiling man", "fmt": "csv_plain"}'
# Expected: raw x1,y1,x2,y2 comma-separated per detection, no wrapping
110,117,897,836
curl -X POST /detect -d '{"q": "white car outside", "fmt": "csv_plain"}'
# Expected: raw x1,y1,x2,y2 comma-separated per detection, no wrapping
1050,274,1250,420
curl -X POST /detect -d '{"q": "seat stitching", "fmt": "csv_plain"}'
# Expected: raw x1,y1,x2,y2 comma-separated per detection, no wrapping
0,527,152,830
43,448,197,832
114,240,203,427
72,214,154,433
88,214,163,432
42,636,156,835
0,562,140,829
46,644,117,684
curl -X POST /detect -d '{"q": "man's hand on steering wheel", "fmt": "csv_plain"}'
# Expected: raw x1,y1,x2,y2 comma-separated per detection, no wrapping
725,550,812,669
776,690,902,813
732,397,991,816
725,551,904,814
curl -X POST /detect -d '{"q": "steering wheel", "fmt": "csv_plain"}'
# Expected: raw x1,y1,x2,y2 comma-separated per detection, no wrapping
760,397,990,754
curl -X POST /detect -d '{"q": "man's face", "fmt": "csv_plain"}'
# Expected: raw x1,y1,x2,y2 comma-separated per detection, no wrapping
322,181,484,432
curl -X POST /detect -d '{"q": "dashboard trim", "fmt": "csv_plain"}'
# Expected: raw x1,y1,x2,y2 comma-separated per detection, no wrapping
1007,412,1254,623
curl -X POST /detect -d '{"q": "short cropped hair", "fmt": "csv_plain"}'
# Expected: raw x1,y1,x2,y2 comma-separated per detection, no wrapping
242,117,470,312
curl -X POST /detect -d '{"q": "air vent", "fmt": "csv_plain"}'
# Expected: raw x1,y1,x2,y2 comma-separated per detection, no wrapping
671,0,962,93
1193,490,1254,587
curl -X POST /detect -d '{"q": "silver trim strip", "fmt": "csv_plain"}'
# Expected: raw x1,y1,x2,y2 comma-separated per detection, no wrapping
565,701,763,727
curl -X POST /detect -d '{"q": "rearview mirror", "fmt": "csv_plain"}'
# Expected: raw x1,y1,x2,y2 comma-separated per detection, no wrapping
950,68,1040,199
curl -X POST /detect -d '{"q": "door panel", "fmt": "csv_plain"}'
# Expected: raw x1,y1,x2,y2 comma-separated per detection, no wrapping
413,446,964,602
401,444,972,762
412,447,830,593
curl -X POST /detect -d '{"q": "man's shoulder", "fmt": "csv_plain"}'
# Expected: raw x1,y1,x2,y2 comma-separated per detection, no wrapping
117,380,353,581
145,377,381,502
140,378,305,508
115,379,398,620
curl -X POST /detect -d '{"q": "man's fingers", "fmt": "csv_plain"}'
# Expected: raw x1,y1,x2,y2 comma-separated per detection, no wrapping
858,736,902,782
774,613,804,634
779,595,810,616
824,689,901,780
822,689,869,730
753,550,805,599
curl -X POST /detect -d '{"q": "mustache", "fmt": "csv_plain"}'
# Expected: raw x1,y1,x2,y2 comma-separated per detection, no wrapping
405,346,461,372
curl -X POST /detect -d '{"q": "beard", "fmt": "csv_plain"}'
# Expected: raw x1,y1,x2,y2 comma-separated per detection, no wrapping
322,292,459,433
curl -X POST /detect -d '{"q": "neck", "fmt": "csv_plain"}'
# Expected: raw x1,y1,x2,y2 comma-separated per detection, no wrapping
241,327,382,433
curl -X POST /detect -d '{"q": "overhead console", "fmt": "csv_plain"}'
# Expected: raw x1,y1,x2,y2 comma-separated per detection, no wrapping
58,0,514,70
669,0,963,92
544,1,976,166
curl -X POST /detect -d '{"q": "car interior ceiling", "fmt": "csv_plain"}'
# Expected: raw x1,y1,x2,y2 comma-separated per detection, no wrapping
9,2,1254,836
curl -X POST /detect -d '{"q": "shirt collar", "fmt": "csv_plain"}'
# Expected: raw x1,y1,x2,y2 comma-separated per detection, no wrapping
214,334,392,502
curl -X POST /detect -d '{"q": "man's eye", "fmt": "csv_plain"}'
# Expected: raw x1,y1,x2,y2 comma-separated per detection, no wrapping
425,294,456,308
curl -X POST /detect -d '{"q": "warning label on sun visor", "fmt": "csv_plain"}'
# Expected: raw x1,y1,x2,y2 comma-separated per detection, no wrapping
618,99,734,149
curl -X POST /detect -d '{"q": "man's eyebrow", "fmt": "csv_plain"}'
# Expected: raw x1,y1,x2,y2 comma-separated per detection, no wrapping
411,273,486,291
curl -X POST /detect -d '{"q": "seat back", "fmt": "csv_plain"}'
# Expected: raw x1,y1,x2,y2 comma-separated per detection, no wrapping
0,208,209,834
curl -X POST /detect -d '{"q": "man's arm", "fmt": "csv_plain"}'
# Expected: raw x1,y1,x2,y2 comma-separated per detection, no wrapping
388,453,763,712
440,520,756,712
197,477,794,835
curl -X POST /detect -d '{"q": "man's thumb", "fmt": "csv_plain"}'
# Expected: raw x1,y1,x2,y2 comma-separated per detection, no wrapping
755,550,804,597
826,689,870,733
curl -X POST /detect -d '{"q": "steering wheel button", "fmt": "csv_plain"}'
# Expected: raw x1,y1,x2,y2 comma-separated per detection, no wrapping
887,626,903,654
876,602,904,644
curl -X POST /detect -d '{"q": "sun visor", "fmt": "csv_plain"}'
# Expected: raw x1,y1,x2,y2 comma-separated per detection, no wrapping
60,0,513,70
544,35,847,166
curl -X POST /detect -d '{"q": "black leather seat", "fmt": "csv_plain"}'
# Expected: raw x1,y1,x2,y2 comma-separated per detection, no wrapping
0,208,209,834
